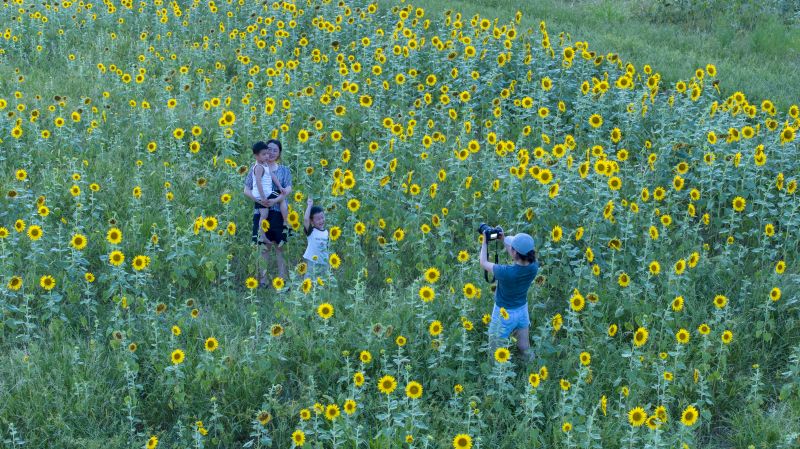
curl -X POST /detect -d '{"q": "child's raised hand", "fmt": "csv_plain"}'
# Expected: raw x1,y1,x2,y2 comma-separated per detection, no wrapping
307,196,314,206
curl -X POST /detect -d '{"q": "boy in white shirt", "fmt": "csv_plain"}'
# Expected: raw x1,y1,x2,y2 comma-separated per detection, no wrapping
303,196,329,279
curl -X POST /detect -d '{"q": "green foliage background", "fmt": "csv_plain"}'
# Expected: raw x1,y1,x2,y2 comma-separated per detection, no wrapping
0,0,799,448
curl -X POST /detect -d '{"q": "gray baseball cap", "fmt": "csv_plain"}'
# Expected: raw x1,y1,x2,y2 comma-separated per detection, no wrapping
504,233,535,254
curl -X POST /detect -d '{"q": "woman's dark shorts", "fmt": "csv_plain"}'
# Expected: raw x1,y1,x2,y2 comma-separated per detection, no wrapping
252,203,287,245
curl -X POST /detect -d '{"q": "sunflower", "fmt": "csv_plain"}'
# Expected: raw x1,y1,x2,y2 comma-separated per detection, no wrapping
353,371,365,387
7,276,23,291
633,326,649,347
676,329,690,344
721,330,733,344
579,351,591,366
569,293,585,312
491,347,511,363
457,250,470,263
671,296,684,312
418,286,435,302
551,225,563,242
359,350,372,364
552,313,563,331
27,225,42,241
347,198,360,212
317,303,334,320
109,250,125,266
776,260,786,274
377,374,397,394
291,429,305,446
392,228,405,241
528,373,541,388
452,434,472,449
36,273,55,291
680,405,699,426
770,287,781,302
608,324,618,337
405,381,423,399
429,320,443,336
107,227,123,244
588,113,603,128
343,399,357,415
674,259,686,275
732,196,746,212
257,411,272,426
201,337,218,352
324,404,340,421
70,233,87,250
780,126,795,144
171,349,185,365
462,283,477,299
628,407,646,427
618,272,630,287
648,260,661,275
203,216,218,231
328,253,341,269
713,294,728,309
245,277,258,290
301,278,312,294
132,255,150,271
417,267,440,285
272,277,285,290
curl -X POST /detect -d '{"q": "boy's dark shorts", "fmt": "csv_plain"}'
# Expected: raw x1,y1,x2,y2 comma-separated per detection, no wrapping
252,204,287,245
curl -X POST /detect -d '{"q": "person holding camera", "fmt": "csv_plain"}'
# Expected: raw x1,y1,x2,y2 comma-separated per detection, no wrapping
478,225,539,363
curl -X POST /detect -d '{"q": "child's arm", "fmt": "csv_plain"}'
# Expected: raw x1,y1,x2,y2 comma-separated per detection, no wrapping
270,170,285,193
254,165,267,199
304,197,313,231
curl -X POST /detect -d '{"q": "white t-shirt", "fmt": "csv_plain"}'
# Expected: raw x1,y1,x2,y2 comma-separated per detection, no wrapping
303,227,329,265
251,163,274,201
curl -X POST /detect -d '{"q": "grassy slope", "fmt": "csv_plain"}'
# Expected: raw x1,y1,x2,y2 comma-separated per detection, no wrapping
381,0,800,110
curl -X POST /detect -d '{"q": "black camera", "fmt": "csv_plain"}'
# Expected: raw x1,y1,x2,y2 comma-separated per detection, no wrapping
478,223,503,242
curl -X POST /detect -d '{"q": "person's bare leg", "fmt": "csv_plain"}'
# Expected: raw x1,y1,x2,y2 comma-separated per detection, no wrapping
514,327,535,362
260,243,271,285
258,209,269,243
274,245,288,280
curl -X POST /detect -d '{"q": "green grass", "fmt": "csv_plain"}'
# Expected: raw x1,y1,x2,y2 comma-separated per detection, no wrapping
382,0,800,110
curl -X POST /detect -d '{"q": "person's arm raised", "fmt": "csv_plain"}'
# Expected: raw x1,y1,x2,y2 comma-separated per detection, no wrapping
479,237,495,274
304,196,313,231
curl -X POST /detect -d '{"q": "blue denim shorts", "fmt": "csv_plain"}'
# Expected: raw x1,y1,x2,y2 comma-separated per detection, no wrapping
488,303,530,339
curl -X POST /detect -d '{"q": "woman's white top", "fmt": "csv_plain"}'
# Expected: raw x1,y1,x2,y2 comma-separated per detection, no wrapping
303,227,329,265
251,163,274,201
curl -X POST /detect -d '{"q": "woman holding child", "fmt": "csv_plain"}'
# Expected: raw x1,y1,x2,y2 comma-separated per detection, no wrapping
243,140,292,286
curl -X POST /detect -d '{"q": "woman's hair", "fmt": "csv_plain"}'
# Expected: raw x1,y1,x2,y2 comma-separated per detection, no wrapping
265,139,283,156
514,249,537,264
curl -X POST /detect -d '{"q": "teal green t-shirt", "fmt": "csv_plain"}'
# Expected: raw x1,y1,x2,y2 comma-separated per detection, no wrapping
493,262,539,309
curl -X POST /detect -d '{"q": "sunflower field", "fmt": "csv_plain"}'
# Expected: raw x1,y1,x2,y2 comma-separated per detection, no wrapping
1,0,799,447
